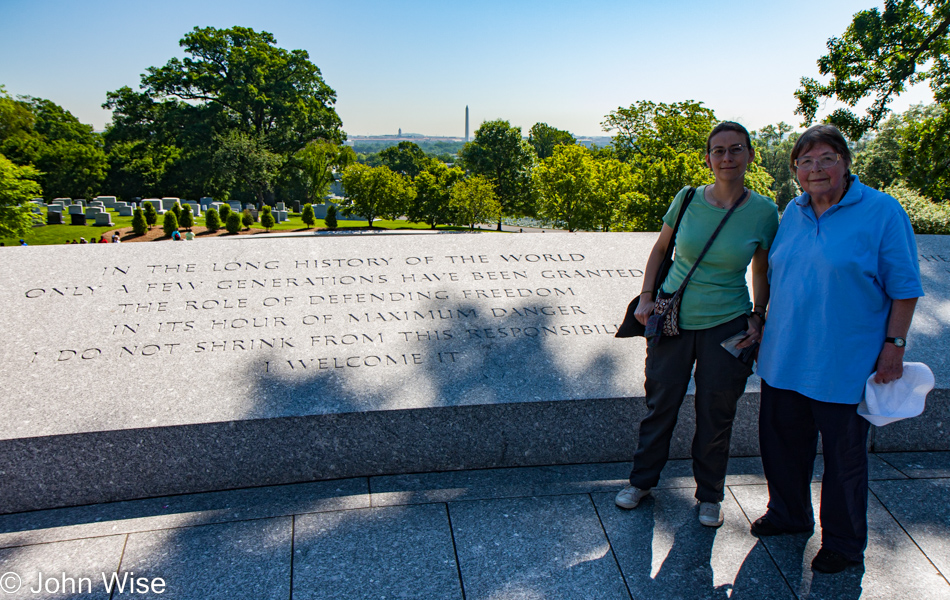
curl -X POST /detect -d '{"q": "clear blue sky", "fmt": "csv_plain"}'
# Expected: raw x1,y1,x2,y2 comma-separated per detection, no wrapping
0,0,934,137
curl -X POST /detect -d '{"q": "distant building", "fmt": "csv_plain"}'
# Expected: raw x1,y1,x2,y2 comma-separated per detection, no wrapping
465,106,469,142
398,128,402,136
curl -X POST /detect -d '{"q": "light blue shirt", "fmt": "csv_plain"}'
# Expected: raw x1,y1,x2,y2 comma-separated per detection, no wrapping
757,177,924,405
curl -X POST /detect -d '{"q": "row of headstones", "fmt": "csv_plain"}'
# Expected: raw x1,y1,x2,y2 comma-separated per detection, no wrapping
35,196,341,226
39,198,119,226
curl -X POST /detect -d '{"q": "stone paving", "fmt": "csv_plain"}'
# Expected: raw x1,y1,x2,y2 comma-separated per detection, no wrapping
0,452,947,599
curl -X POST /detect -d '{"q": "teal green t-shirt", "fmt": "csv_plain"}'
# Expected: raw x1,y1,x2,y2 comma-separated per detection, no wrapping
660,185,779,329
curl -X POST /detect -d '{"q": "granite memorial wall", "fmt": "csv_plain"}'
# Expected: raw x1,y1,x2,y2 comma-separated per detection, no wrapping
0,232,947,513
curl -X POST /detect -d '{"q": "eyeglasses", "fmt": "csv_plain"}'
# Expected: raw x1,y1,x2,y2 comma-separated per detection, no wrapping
794,153,840,171
709,145,747,158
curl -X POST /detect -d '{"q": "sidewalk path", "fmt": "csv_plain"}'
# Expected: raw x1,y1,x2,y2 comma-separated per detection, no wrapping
0,453,947,599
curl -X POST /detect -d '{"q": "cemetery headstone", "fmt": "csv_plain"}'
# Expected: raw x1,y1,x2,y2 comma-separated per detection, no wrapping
69,213,86,226
46,211,63,225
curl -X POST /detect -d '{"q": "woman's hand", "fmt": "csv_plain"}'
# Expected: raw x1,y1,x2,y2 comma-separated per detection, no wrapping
736,314,764,349
635,294,655,326
874,344,905,384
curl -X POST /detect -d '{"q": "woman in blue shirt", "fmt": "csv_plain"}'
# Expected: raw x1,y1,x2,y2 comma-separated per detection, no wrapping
754,125,923,574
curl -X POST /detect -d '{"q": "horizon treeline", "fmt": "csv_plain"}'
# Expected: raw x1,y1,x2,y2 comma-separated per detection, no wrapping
3,5,950,238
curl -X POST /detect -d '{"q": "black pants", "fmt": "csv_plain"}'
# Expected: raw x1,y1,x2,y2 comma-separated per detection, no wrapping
629,316,752,503
759,380,870,561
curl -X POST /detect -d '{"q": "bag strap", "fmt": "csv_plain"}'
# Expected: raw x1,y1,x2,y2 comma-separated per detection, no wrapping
671,189,748,300
660,187,695,269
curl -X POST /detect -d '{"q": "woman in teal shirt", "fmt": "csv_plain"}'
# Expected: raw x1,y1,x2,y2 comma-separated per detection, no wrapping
615,122,779,527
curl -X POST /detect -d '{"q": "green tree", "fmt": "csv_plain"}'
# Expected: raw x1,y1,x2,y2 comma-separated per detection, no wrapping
410,162,463,228
852,114,905,191
301,203,316,228
170,201,182,221
340,164,415,227
213,131,282,204
260,205,276,231
591,157,639,232
143,201,158,229
459,120,536,228
449,176,501,229
1,91,107,200
142,26,343,149
205,207,221,232
751,122,800,210
897,103,950,199
296,141,354,202
180,203,194,230
528,122,575,159
533,144,599,232
795,0,950,140
379,141,432,178
325,204,338,228
163,210,179,237
226,211,243,234
131,207,148,235
602,101,718,221
103,26,344,201
0,154,42,238
241,209,254,229
218,203,232,222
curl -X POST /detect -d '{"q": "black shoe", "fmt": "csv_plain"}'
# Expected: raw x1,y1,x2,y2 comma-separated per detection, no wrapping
811,548,863,574
750,516,813,537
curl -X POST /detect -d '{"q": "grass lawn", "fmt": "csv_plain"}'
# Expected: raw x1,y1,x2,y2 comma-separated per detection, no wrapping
2,209,475,246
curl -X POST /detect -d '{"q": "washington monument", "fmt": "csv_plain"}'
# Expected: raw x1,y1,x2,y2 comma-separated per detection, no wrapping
465,105,469,142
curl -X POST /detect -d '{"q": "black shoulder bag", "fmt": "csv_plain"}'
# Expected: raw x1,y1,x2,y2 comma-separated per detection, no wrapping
615,187,696,338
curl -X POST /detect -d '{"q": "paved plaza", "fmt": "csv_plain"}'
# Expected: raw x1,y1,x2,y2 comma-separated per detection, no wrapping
0,452,947,599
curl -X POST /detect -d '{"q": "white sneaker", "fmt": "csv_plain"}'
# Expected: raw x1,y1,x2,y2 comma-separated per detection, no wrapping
615,485,651,509
698,501,723,527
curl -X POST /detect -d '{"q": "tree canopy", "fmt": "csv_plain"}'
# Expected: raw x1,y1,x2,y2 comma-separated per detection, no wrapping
528,122,575,159
0,154,41,238
340,164,415,227
795,0,950,140
378,141,433,178
0,90,107,200
103,26,344,203
458,120,536,225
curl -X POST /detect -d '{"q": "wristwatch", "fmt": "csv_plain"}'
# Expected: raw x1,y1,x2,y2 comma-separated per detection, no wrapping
885,337,906,348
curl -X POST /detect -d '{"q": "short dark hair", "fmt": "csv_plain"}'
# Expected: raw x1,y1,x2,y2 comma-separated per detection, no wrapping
790,124,852,172
706,121,751,154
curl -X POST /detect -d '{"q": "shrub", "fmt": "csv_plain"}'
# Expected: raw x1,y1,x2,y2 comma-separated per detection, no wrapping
163,211,179,237
886,182,950,234
325,204,338,229
219,203,232,222
261,205,275,231
302,203,315,228
225,211,242,234
143,202,158,229
131,208,148,235
205,208,221,232
241,209,254,229
180,204,194,230
171,202,182,220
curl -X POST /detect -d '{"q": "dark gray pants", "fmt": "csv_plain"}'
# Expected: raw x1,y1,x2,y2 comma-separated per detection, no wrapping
759,381,870,560
629,315,752,503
